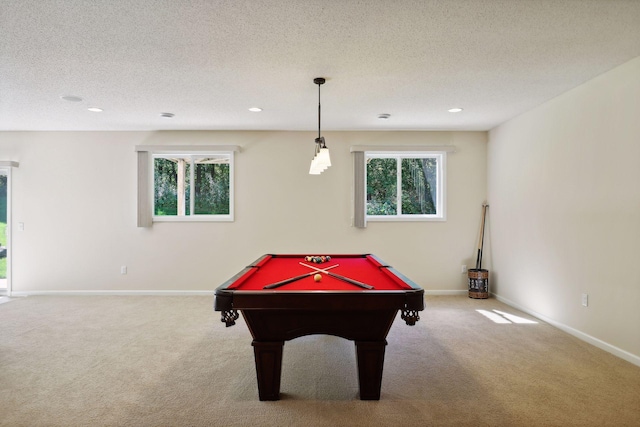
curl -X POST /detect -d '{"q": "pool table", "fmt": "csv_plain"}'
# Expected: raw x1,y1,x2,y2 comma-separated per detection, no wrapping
214,254,424,401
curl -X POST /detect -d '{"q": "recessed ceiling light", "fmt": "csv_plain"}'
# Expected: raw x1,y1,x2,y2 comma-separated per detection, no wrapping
60,95,83,102
160,112,175,118
87,107,103,112
248,107,263,112
448,107,463,113
378,113,391,119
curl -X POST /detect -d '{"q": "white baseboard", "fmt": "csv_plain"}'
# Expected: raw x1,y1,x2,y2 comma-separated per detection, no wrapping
494,293,640,368
424,289,468,296
10,290,214,297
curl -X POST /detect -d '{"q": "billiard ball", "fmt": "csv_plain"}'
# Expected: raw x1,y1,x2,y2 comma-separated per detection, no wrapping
314,274,322,282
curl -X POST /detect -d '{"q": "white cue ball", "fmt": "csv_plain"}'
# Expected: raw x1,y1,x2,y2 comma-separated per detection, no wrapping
314,274,322,282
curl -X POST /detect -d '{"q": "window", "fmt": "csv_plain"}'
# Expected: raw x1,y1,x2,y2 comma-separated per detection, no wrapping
352,147,450,227
366,153,444,220
136,146,238,226
153,154,231,218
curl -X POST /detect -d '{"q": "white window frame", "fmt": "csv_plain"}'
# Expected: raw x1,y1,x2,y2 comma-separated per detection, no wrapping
351,145,453,227
364,151,447,221
365,151,446,222
135,146,239,226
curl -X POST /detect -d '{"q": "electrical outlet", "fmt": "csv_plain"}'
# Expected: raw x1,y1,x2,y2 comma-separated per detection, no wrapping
581,293,588,307
121,266,127,275
461,265,468,274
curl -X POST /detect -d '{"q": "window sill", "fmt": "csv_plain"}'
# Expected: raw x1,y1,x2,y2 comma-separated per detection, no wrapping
153,215,234,223
366,215,446,222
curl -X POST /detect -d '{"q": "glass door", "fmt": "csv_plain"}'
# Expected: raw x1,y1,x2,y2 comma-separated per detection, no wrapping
0,169,8,293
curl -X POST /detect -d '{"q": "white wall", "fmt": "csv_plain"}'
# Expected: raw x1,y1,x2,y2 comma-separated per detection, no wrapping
488,56,640,361
0,130,486,294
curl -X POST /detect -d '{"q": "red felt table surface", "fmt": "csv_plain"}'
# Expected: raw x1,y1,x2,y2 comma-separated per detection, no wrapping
227,254,411,291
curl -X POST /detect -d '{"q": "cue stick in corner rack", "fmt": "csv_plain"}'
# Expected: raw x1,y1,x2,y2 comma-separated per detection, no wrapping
299,262,374,290
475,204,489,270
263,264,340,289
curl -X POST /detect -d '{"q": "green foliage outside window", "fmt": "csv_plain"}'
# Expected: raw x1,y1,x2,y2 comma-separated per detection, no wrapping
154,157,230,216
366,158,397,215
401,158,436,215
194,162,230,215
0,174,6,223
0,175,6,279
366,156,437,216
154,158,181,215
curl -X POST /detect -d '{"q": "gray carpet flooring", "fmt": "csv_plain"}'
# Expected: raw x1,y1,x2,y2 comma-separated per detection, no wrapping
1,295,639,426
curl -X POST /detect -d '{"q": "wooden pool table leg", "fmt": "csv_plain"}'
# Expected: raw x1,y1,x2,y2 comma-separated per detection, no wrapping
354,340,387,400
252,340,284,401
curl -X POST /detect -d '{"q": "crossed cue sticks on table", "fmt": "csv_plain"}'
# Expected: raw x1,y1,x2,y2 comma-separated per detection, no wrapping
263,262,374,290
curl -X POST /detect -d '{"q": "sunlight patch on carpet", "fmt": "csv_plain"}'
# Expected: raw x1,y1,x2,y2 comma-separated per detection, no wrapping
476,309,538,324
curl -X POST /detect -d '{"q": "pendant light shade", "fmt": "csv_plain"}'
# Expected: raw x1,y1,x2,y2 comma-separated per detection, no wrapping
309,137,331,174
309,78,330,175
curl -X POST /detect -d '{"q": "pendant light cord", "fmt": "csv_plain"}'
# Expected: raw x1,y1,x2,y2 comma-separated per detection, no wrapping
317,82,322,140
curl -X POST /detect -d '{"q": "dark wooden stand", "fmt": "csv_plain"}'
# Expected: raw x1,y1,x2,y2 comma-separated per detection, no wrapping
251,341,284,401
354,341,387,400
251,339,387,401
242,309,400,401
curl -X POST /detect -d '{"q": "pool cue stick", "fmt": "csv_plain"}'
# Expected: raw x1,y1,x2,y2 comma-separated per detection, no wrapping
298,262,341,276
263,264,340,289
476,204,488,270
480,204,489,269
299,262,374,290
475,205,484,269
263,272,313,289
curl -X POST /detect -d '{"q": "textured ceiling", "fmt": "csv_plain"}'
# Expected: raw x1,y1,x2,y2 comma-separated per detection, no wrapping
1,0,640,131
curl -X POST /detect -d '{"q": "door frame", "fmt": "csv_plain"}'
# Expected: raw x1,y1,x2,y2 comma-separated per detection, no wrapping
0,161,19,296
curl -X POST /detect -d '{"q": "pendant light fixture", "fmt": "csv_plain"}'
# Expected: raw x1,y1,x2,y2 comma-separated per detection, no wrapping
309,77,331,175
